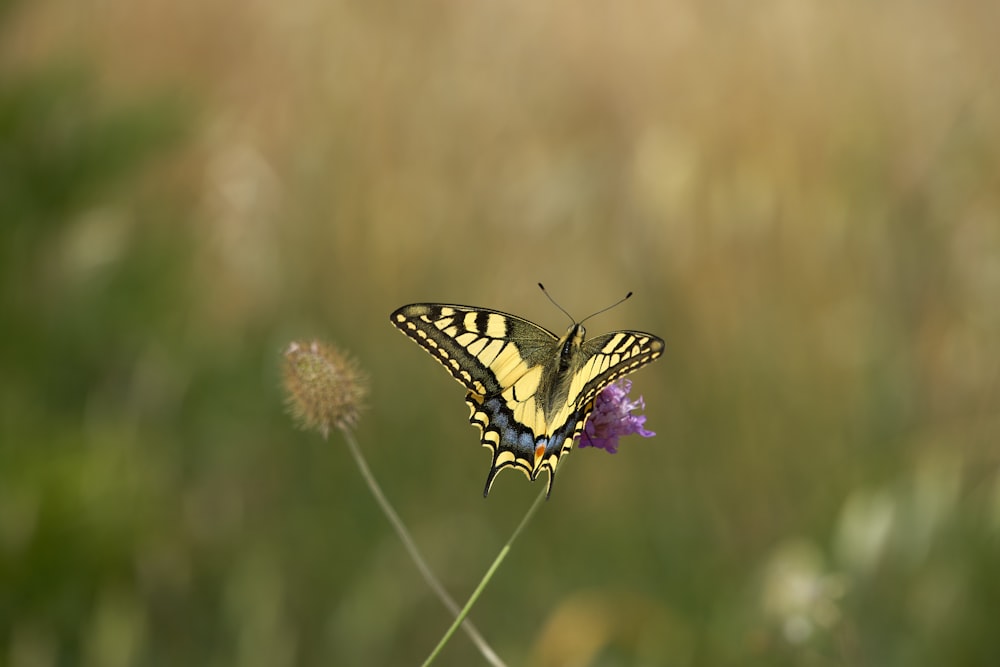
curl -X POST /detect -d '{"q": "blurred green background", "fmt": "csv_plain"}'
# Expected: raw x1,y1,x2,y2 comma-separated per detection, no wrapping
2,0,999,665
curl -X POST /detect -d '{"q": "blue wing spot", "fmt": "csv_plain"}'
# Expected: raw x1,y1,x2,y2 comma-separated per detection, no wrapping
518,431,535,452
485,398,509,429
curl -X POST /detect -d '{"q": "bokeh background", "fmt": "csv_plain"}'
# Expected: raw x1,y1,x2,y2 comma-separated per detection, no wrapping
3,0,999,664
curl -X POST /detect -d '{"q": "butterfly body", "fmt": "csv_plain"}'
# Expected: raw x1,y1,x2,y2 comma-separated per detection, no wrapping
391,303,664,496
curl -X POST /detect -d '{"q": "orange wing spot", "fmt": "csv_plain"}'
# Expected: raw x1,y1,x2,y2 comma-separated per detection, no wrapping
534,444,545,462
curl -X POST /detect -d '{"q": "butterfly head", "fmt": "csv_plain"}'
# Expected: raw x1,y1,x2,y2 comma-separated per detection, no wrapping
558,323,587,372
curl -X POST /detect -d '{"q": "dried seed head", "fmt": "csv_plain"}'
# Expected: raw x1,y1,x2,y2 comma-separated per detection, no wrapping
282,340,367,437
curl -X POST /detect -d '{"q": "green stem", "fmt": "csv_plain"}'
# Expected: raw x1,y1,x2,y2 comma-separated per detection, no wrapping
421,486,547,667
338,426,506,667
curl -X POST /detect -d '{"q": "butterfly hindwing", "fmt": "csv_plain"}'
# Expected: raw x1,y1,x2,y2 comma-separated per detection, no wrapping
391,303,664,496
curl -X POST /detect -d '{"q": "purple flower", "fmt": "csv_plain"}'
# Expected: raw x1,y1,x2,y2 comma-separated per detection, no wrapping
577,379,655,454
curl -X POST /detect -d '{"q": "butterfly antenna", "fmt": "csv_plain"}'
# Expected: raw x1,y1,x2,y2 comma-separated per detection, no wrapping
538,283,576,325
580,291,633,325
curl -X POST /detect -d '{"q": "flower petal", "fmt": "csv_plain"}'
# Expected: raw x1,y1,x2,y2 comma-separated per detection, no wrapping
577,379,655,454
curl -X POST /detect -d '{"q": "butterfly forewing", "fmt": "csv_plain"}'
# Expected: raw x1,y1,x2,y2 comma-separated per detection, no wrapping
391,302,664,497
574,330,665,410
390,304,557,395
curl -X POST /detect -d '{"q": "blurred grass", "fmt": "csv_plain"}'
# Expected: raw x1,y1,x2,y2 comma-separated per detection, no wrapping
2,0,999,665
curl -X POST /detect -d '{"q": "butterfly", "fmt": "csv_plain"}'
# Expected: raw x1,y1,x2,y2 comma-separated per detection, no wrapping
390,295,664,497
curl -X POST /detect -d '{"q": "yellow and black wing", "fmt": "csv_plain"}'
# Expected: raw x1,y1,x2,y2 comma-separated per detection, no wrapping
391,303,663,496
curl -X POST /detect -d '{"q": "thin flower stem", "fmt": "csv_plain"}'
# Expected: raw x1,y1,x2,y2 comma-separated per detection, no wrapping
422,486,547,667
338,426,506,667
